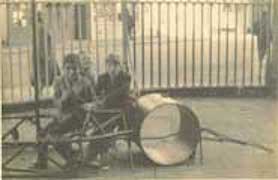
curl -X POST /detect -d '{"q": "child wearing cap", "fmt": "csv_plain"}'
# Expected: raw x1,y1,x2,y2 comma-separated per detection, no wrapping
96,54,131,108
90,54,133,169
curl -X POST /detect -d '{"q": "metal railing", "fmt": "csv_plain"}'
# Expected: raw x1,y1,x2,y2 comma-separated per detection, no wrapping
1,0,273,103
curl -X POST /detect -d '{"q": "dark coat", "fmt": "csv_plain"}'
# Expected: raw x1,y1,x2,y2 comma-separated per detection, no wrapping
96,71,131,108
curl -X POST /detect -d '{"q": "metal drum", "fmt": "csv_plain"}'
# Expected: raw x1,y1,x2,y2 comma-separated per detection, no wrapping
133,94,201,166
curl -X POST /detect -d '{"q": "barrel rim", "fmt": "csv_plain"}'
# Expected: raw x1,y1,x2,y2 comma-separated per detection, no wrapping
138,102,201,166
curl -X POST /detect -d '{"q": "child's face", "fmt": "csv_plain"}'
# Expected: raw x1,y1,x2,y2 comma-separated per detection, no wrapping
63,63,81,82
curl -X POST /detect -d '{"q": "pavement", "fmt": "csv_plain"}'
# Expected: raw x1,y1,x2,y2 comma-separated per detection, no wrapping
2,96,278,179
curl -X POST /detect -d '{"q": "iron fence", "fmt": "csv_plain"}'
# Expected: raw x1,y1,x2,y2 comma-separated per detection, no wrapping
1,0,273,103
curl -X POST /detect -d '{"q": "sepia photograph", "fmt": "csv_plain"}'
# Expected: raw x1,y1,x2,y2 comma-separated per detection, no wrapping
1,0,277,179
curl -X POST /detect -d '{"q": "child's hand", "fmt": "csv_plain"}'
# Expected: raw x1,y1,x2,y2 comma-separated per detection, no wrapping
83,102,98,111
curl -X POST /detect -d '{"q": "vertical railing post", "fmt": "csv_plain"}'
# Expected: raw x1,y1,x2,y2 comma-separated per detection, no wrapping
141,2,145,88
268,0,278,97
158,2,161,87
183,2,187,86
132,2,137,89
31,0,47,168
94,2,100,75
167,2,170,88
0,35,2,100
192,2,195,87
150,2,153,88
121,0,129,66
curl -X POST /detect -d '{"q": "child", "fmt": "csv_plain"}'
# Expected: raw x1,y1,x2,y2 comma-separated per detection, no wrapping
46,53,96,169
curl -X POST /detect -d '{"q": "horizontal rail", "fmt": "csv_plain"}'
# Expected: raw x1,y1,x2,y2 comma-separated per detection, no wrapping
3,130,133,147
141,86,270,97
2,98,53,114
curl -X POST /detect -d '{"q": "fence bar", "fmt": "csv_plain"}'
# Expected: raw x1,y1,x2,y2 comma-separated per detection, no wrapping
6,2,10,50
158,2,161,87
6,2,12,101
175,2,179,87
36,7,42,92
42,11,50,94
250,4,254,85
242,4,247,86
132,2,137,88
225,4,229,85
1,43,4,101
123,1,129,67
192,3,196,86
94,2,100,75
150,3,153,87
18,46,24,99
122,1,131,68
209,3,213,86
8,46,14,101
217,3,221,85
49,4,57,71
27,46,32,96
141,2,145,88
200,3,204,86
183,2,187,86
104,3,108,57
266,2,272,86
86,6,92,59
31,0,45,166
78,4,83,51
234,4,238,85
61,5,66,61
258,5,262,85
167,2,170,87
55,3,61,59
67,5,73,53
16,4,24,99
113,2,116,52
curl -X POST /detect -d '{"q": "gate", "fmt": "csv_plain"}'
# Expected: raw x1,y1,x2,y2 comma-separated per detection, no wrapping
1,0,273,104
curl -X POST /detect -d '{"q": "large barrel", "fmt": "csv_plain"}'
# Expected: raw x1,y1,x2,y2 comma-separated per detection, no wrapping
133,94,201,166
